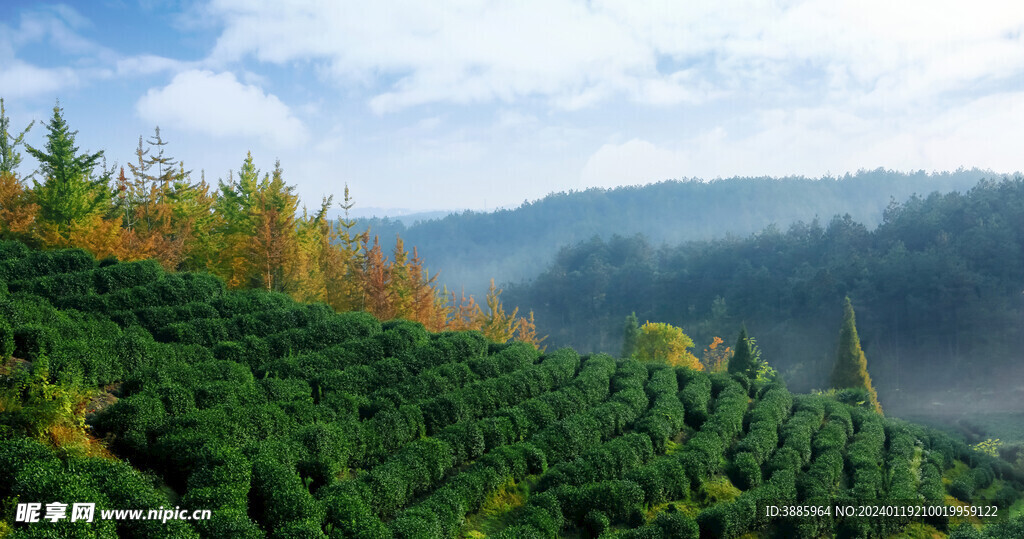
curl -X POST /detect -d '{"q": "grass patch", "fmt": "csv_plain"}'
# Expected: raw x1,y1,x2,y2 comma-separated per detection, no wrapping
1009,497,1024,519
699,475,741,506
975,478,1006,501
945,494,983,529
460,475,534,537
942,460,969,486
647,500,701,522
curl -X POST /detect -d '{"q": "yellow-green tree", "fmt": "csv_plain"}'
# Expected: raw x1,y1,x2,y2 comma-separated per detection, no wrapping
249,160,299,292
324,185,366,312
830,297,882,414
635,321,700,370
477,279,518,343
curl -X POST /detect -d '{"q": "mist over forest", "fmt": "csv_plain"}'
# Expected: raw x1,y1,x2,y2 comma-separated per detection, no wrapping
500,176,1024,437
358,168,994,298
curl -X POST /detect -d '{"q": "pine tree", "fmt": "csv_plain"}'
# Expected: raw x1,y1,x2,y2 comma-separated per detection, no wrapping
389,237,414,319
729,326,757,377
214,152,261,288
293,197,332,304
830,297,883,414
25,101,108,235
363,235,391,319
0,98,34,175
408,246,444,330
325,184,366,312
477,279,518,343
621,312,640,358
515,310,547,351
249,159,298,292
445,288,480,331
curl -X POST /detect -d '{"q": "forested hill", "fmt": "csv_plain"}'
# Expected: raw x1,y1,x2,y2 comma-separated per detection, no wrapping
358,168,995,296
503,177,1024,404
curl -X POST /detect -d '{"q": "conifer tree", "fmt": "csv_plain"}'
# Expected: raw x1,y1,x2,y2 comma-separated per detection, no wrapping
621,312,640,358
477,279,519,343
515,310,547,351
389,237,414,319
293,198,332,304
215,152,262,287
250,159,298,292
25,101,108,235
325,185,366,312
0,98,34,175
363,235,391,319
445,288,480,331
830,297,883,414
408,247,445,330
729,326,757,377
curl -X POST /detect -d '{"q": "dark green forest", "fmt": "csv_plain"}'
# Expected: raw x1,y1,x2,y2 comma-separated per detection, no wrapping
1,241,1022,537
503,177,1024,427
360,169,994,297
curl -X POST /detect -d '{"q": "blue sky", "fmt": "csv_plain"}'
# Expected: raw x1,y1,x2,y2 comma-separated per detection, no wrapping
2,1,1024,212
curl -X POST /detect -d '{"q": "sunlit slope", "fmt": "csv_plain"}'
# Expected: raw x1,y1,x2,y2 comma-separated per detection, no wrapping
0,241,1021,538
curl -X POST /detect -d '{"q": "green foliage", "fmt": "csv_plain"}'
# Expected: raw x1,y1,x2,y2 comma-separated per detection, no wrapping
830,297,882,414
1,241,1020,539
727,327,756,377
0,318,13,359
0,97,34,174
24,101,109,231
622,311,639,358
634,321,698,369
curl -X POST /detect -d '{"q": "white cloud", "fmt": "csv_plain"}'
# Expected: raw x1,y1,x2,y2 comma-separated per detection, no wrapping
204,0,1024,114
581,92,1024,188
0,60,79,98
116,55,193,76
136,70,308,148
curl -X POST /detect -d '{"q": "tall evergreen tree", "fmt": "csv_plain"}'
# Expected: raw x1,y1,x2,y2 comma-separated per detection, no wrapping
0,98,34,175
621,312,639,358
830,297,883,414
24,101,108,234
477,279,519,343
728,326,756,377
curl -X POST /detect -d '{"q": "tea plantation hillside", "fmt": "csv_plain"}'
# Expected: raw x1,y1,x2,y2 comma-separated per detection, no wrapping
0,240,1022,538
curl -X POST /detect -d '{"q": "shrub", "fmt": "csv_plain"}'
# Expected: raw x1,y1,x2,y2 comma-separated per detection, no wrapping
678,369,712,427
950,477,974,503
730,451,762,490
13,324,56,361
584,509,610,537
94,259,163,293
0,319,13,359
654,511,699,539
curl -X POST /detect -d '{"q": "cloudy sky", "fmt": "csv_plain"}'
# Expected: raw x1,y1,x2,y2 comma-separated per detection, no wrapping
2,1,1023,212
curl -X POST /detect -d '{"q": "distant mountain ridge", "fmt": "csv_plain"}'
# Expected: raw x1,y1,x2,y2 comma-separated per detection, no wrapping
355,168,1004,297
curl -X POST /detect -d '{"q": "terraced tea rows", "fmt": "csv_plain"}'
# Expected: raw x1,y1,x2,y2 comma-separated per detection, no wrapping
0,242,1022,538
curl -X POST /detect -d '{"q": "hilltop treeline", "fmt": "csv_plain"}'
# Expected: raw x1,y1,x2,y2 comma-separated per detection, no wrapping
360,168,993,296
0,100,540,344
1,242,1021,537
505,176,1024,394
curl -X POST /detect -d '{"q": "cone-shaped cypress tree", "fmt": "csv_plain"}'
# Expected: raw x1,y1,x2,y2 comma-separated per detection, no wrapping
830,297,882,414
729,326,755,377
621,312,639,358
